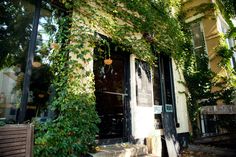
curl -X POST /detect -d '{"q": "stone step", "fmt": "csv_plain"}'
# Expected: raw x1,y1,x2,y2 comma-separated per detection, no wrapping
138,155,159,157
89,143,149,157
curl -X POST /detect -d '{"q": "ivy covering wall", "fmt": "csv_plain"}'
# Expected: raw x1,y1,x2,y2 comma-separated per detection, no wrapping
181,0,236,136
33,0,236,156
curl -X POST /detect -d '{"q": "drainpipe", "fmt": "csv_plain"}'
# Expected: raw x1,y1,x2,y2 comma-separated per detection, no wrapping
200,114,206,136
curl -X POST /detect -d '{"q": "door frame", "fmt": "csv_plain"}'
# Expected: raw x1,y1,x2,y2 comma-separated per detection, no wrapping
158,54,178,126
158,54,180,156
93,36,131,144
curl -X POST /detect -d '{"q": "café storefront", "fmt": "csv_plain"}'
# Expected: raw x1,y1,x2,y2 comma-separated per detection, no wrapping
0,1,190,155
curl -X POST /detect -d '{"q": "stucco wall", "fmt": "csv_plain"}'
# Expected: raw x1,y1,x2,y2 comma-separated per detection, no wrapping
130,55,190,139
172,61,190,134
202,16,224,75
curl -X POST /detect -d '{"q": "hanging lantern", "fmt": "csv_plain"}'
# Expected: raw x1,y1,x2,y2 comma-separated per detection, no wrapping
32,55,42,68
104,58,112,65
32,61,42,68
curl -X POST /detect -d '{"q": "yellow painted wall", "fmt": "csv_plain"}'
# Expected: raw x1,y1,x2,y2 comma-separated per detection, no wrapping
172,60,190,134
182,0,212,19
182,0,225,76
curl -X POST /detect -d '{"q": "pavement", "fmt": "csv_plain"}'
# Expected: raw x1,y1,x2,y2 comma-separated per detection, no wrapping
181,144,236,157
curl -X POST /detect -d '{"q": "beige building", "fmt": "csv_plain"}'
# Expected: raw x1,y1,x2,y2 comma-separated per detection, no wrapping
183,0,235,75
0,1,191,156
182,0,236,136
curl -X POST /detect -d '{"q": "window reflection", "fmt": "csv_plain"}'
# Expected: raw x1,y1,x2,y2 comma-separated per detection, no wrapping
0,0,65,123
153,63,163,129
31,1,63,120
190,22,208,69
0,0,34,123
36,2,61,65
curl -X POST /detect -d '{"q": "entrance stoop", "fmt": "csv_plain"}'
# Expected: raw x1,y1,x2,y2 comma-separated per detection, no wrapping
89,143,150,157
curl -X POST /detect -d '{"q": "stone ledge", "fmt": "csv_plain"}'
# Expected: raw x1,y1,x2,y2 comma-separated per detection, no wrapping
89,143,149,157
201,105,236,114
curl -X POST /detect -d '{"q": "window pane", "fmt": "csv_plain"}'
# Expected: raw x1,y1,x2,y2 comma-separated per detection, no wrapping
0,0,34,123
191,23,204,48
0,0,66,123
29,1,65,121
153,65,163,129
153,66,161,106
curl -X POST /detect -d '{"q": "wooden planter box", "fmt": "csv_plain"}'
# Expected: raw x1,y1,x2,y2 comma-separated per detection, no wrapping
0,124,34,157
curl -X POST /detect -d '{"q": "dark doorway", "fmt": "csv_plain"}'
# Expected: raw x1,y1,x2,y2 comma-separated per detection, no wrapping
93,44,130,143
153,55,178,128
153,55,180,156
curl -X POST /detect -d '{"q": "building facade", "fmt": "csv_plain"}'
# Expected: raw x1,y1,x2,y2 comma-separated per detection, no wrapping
182,0,236,136
0,0,191,156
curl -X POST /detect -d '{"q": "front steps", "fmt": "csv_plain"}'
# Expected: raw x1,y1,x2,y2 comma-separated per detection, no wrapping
89,143,151,157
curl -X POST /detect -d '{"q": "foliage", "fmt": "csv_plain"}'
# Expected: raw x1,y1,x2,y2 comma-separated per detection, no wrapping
217,0,236,18
182,38,214,136
0,0,234,149
216,37,234,67
34,93,99,156
182,37,235,138
34,14,100,156
216,0,236,40
183,35,235,137
217,44,233,59
0,0,33,68
32,0,191,155
59,0,186,64
33,0,235,147
179,1,236,136
214,37,236,106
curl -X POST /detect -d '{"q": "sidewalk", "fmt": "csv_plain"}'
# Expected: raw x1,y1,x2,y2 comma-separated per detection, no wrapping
181,144,236,157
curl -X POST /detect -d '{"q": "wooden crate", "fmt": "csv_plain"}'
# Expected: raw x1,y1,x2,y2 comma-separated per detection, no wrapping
0,124,34,157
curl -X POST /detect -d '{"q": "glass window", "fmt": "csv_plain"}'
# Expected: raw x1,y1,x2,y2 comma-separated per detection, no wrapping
219,16,236,70
231,53,236,71
190,22,208,69
153,65,162,129
0,0,66,123
191,23,204,48
153,66,161,106
227,38,236,70
0,0,34,123
29,1,65,121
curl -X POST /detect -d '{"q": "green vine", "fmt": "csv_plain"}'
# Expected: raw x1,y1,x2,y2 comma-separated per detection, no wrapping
59,0,186,64
33,0,236,155
34,14,100,157
216,36,234,68
33,0,190,155
181,23,236,137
